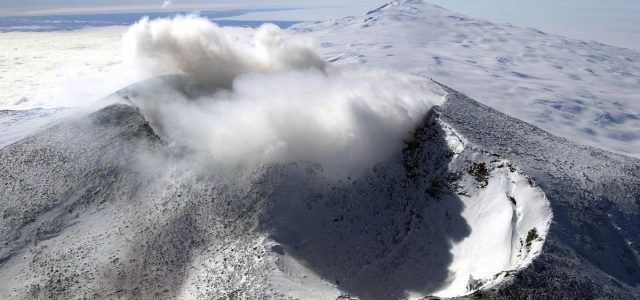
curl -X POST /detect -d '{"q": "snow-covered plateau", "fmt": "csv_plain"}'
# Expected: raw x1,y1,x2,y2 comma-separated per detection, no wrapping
299,0,640,158
0,0,639,299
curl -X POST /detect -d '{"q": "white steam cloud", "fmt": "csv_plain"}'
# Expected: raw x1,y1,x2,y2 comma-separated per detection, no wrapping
123,15,325,88
122,16,444,175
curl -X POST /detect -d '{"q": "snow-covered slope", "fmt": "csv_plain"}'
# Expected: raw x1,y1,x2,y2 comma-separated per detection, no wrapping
0,108,72,148
436,85,640,298
1,74,637,299
0,83,554,299
1,1,639,299
295,0,640,158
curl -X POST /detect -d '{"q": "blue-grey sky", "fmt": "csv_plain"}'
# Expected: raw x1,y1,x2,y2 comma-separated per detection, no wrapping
1,0,638,51
0,1,387,15
0,1,388,26
426,0,640,51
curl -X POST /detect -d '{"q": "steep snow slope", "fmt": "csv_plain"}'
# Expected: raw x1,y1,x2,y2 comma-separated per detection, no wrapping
295,0,640,158
413,119,552,298
0,77,555,299
1,76,637,299
436,85,640,298
0,108,72,148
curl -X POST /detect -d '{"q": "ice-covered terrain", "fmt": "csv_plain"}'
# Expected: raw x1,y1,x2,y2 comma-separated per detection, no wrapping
0,108,74,148
0,0,639,299
1,1,639,160
297,0,640,158
0,78,556,299
0,27,126,110
1,76,638,299
436,86,640,298
0,14,300,110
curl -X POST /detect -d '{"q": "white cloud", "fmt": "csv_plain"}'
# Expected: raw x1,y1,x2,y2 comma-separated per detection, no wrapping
123,15,325,88
122,15,445,175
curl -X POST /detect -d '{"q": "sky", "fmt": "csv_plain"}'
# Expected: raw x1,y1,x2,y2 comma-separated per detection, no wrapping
425,0,640,51
0,1,387,16
0,0,639,50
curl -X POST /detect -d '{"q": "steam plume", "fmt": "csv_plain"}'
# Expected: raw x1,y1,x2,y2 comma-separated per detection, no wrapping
122,16,444,175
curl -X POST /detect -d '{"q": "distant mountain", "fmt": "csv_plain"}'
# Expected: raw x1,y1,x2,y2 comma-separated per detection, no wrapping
297,0,640,159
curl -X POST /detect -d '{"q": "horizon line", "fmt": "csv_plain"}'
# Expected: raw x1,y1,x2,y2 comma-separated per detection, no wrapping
0,3,284,17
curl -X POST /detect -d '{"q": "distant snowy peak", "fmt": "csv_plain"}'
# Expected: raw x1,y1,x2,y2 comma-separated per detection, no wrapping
358,0,490,28
368,0,472,18
369,0,432,11
299,0,640,159
366,0,425,14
